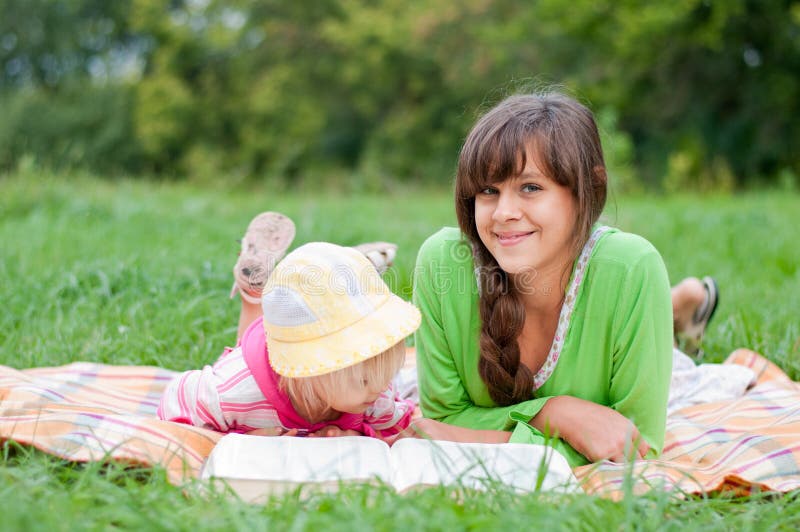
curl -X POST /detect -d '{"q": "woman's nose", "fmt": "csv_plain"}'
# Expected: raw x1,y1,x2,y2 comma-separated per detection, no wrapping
492,191,521,222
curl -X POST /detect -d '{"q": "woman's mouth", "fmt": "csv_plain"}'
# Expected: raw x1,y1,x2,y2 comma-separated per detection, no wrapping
494,231,533,246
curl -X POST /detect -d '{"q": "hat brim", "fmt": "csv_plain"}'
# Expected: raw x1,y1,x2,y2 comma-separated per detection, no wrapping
267,293,421,378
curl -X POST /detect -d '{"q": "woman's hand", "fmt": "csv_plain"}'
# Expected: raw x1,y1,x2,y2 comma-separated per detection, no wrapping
386,418,511,446
532,396,649,462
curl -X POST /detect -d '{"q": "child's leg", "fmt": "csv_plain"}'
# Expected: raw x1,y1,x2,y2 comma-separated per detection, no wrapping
237,298,263,341
231,212,295,341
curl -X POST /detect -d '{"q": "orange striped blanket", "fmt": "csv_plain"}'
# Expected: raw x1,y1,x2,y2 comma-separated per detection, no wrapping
1,350,798,497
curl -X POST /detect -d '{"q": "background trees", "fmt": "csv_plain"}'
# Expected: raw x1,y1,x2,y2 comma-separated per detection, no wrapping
1,0,797,188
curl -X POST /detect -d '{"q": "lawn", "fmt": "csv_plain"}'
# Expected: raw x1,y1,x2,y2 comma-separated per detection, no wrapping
1,172,799,530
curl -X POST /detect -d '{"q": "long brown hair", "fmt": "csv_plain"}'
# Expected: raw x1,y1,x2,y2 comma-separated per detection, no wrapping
455,92,608,405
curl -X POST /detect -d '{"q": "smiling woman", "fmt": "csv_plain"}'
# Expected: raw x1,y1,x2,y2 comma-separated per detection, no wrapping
412,93,672,465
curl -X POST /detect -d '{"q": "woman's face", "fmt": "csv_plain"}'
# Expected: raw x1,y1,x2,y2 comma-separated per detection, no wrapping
474,147,579,281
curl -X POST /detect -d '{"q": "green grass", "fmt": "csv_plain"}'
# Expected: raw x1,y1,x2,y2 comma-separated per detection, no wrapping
2,173,800,530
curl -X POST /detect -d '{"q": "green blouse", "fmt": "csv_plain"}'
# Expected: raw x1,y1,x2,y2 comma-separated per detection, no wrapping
412,226,673,467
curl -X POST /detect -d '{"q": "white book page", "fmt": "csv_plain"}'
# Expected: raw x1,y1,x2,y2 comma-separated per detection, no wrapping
202,434,580,495
388,439,580,493
201,434,392,484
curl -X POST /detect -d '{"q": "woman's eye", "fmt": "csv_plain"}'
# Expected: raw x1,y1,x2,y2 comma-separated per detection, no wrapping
521,183,541,193
479,187,498,195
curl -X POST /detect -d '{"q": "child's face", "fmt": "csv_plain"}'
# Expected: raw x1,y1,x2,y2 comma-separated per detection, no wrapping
328,377,391,414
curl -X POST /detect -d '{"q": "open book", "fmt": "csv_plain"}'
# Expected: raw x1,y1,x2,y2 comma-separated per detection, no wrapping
201,434,580,501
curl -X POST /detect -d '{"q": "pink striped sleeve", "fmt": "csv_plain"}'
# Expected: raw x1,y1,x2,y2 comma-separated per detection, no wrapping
158,347,284,433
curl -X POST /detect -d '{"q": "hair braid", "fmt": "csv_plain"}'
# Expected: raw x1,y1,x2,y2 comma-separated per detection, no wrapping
474,248,535,405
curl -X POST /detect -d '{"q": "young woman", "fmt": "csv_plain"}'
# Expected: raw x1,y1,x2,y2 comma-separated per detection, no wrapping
412,92,675,466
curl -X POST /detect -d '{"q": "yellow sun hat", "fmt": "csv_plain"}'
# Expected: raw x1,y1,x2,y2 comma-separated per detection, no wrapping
261,242,421,377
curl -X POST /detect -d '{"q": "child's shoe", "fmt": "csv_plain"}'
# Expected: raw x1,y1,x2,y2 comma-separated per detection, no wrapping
353,242,398,274
231,212,296,304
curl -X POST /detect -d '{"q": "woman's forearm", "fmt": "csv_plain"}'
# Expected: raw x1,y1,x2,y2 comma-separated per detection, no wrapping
528,395,570,437
407,418,512,444
529,395,648,462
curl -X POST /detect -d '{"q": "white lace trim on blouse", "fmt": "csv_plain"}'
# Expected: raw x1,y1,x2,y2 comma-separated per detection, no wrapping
532,225,611,390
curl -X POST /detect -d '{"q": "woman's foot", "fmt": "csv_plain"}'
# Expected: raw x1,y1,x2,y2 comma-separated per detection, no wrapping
674,276,719,358
231,212,296,304
353,242,398,274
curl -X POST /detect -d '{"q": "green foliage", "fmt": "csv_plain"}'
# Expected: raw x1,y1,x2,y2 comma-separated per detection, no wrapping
134,73,195,172
0,0,137,88
0,84,142,174
1,1,798,187
536,0,800,186
596,107,641,196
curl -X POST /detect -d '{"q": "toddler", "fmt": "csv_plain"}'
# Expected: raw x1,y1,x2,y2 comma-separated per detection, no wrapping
158,231,420,439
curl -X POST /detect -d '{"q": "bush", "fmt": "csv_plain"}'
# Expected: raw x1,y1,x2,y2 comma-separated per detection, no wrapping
0,84,141,175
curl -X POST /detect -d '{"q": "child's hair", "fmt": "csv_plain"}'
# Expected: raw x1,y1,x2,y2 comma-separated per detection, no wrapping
278,340,406,423
454,92,608,406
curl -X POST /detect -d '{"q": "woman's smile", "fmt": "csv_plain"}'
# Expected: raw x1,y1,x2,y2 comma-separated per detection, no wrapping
494,230,535,246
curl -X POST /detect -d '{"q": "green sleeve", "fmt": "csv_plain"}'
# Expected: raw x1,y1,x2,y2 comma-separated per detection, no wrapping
607,249,673,457
412,232,549,432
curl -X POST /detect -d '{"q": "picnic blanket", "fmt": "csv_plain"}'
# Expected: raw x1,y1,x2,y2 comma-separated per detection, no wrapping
574,349,800,497
1,349,799,497
0,363,220,482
